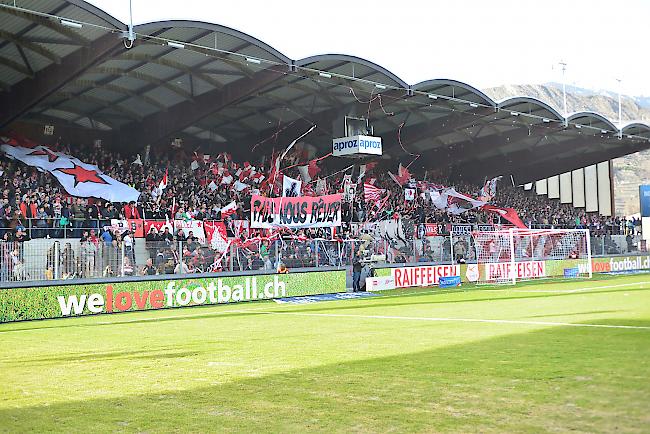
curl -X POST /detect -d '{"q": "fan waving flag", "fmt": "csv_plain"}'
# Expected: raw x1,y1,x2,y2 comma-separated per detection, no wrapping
482,204,527,228
1,143,140,203
364,182,385,202
220,201,238,219
158,169,168,191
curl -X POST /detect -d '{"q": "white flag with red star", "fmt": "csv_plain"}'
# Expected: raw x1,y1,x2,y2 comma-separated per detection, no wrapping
1,143,140,203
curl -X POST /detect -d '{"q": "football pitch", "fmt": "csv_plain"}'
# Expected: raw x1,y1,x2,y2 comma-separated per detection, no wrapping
1,274,649,433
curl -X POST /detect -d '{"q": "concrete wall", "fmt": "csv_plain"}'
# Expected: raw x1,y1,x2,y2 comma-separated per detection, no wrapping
533,160,613,216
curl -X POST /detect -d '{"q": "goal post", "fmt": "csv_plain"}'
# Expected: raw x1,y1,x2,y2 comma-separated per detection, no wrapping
472,228,592,285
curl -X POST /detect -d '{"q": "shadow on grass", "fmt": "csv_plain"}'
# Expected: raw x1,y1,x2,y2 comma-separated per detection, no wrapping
0,306,271,334
1,319,649,433
2,348,203,366
269,286,650,315
1,281,648,334
526,309,622,318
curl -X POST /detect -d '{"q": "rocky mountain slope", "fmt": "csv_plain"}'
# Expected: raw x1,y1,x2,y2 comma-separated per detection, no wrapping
484,84,650,215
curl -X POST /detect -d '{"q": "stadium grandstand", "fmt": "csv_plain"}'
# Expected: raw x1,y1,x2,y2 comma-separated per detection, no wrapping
2,2,650,433
1,1,649,282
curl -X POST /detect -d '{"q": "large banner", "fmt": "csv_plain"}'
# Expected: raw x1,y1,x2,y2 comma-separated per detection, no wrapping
250,194,343,229
1,143,140,202
0,270,346,323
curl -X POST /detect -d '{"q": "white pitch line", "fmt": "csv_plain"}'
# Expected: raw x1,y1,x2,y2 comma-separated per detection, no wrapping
482,281,650,294
240,310,650,330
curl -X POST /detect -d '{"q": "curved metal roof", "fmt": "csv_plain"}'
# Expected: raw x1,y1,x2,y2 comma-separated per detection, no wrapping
497,96,564,121
1,0,649,184
412,79,495,106
296,54,409,90
134,20,292,65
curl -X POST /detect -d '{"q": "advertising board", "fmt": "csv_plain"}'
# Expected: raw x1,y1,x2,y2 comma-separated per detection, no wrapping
0,270,346,323
332,135,382,157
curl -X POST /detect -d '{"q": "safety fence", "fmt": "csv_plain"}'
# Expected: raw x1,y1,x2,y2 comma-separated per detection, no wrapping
1,230,644,284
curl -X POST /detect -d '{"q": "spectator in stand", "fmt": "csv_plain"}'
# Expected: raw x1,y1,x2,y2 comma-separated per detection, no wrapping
61,242,75,279
160,226,174,243
141,258,157,276
70,198,85,237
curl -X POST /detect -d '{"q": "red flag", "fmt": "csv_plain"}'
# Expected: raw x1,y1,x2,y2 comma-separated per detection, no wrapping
482,204,527,229
388,163,411,185
158,168,168,191
297,159,322,183
365,161,378,172
267,150,280,186
220,201,237,219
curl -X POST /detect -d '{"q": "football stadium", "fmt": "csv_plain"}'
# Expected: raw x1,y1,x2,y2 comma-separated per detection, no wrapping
1,1,650,432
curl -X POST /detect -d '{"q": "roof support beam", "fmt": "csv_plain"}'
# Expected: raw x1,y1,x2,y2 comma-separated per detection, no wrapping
66,80,167,111
0,30,61,63
382,107,495,153
0,31,123,129
87,67,193,100
54,92,145,121
121,65,291,147
0,55,34,77
118,53,225,89
0,7,90,46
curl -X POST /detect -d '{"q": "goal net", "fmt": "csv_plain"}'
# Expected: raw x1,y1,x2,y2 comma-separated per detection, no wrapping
472,228,592,285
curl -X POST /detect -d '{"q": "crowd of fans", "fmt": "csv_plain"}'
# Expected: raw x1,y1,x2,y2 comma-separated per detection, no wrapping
0,136,644,281
1,139,642,238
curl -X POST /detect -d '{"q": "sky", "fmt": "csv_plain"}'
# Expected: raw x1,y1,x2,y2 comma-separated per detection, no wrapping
88,0,649,96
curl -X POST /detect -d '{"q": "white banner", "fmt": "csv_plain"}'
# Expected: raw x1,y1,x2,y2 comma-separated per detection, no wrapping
282,175,302,197
365,276,396,291
173,220,206,244
1,144,140,203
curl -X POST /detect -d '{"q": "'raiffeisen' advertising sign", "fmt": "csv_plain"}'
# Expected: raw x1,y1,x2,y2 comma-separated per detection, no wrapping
332,135,382,157
0,271,346,323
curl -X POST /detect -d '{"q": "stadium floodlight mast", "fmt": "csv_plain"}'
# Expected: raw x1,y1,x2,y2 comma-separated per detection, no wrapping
559,61,568,127
616,78,623,139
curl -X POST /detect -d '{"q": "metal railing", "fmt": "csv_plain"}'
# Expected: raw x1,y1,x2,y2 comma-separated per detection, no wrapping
0,231,645,284
0,217,109,240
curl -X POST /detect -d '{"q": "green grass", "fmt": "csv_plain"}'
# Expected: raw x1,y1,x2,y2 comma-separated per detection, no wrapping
1,274,649,433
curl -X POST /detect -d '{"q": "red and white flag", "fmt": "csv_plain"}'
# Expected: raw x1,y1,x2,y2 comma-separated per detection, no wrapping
1,143,140,202
388,163,411,186
297,159,322,183
158,168,168,191
444,188,486,215
364,183,385,202
220,201,238,219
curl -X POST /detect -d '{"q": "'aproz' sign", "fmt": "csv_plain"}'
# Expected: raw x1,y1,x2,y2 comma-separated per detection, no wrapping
332,135,382,157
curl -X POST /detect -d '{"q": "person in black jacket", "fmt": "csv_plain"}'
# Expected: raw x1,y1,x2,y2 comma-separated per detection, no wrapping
352,251,362,292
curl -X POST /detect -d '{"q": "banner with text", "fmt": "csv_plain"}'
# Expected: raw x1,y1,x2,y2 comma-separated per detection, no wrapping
390,264,461,288
0,270,346,322
250,194,343,229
